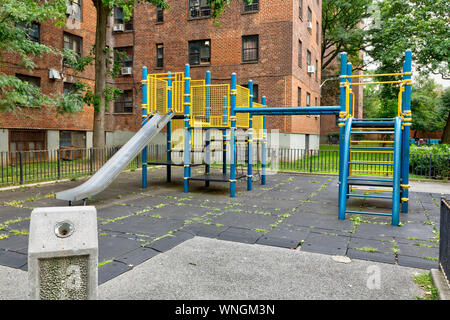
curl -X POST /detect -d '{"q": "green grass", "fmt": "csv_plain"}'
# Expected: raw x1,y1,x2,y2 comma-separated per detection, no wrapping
413,272,439,300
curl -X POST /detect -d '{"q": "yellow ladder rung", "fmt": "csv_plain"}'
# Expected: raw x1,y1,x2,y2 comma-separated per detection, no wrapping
350,151,394,154
351,187,392,192
351,140,395,144
352,128,395,131
351,170,393,174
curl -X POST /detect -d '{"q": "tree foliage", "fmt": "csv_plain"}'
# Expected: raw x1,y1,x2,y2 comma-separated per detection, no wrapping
365,75,447,135
321,0,372,72
0,0,86,113
367,0,449,79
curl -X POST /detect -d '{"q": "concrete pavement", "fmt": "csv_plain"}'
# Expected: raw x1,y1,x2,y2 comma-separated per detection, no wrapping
0,237,425,300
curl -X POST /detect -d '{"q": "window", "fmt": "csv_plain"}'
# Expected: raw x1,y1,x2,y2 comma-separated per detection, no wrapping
59,131,86,148
115,47,133,69
297,87,301,106
16,74,40,99
18,22,40,43
114,6,133,30
242,35,258,62
9,129,46,153
306,92,311,106
63,82,75,94
156,6,164,23
315,97,318,106
306,49,311,67
307,7,312,23
63,32,82,62
59,131,72,147
156,43,164,68
299,0,303,20
243,0,259,13
315,59,318,81
316,21,319,43
189,40,211,65
298,40,302,68
114,90,133,113
189,0,211,19
67,0,82,21
252,84,259,103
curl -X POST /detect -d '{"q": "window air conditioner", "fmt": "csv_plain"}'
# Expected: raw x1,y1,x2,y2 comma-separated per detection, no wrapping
120,67,133,75
113,24,125,32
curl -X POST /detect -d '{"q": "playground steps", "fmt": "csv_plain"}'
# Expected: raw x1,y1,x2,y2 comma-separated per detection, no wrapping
339,117,403,225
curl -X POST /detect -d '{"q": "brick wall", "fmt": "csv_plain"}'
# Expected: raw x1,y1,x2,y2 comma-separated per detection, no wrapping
1,0,323,139
0,1,97,132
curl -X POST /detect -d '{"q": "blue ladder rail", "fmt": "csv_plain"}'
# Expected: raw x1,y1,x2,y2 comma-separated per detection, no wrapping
338,116,402,226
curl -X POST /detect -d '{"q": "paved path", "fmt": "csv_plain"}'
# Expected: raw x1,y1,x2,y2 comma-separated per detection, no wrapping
0,237,425,300
0,167,447,288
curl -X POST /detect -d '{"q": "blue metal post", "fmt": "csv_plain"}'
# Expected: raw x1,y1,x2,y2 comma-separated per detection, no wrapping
222,95,228,175
167,72,172,182
392,116,402,226
261,96,267,185
338,52,347,216
401,50,412,213
230,73,237,197
184,64,191,193
338,117,353,220
205,71,211,186
141,66,148,189
247,80,253,191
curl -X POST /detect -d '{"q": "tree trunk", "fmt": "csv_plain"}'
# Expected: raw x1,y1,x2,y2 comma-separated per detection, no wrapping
441,112,450,144
92,2,109,148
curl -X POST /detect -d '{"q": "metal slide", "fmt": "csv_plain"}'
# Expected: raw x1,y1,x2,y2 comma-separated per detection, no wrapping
56,113,174,203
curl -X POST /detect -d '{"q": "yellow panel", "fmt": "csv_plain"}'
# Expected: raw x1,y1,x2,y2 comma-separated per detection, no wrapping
148,76,168,114
170,119,185,149
252,102,265,140
190,84,230,128
236,85,250,128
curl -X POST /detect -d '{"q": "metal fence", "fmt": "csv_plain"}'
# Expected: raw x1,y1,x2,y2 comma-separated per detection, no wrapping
440,198,450,283
0,145,448,187
270,148,450,179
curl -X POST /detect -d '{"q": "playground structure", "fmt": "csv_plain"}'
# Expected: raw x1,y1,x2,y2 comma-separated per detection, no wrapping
140,65,268,198
56,50,412,226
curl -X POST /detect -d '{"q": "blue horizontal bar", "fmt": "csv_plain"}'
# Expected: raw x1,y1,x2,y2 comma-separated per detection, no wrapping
347,194,392,199
349,162,394,166
345,210,392,217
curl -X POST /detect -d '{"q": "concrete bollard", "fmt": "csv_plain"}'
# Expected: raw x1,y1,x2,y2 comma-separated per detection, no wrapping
28,206,98,300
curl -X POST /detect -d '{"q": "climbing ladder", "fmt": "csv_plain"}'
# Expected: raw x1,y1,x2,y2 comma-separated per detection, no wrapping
337,50,413,226
338,117,404,225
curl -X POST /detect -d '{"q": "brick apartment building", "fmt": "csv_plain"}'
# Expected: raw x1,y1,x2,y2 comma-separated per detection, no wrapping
0,0,97,153
0,0,323,152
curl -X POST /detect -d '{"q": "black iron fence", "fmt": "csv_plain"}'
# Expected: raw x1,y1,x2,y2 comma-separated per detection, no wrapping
440,198,450,283
269,148,450,179
0,145,448,187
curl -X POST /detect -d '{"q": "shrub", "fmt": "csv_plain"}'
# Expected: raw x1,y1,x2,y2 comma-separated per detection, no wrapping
410,144,450,178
